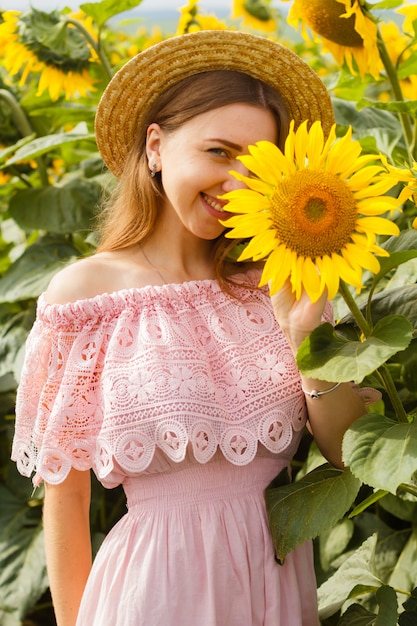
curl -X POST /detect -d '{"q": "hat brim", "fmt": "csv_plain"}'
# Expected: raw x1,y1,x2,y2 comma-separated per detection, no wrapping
95,30,335,178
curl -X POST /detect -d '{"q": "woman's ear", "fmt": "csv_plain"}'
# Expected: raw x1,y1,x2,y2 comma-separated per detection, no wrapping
145,123,162,162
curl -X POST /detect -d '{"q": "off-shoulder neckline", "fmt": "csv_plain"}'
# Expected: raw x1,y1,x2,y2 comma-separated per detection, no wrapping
38,268,263,313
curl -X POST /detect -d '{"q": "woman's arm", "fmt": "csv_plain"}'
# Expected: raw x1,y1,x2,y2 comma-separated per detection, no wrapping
271,283,367,469
43,468,92,626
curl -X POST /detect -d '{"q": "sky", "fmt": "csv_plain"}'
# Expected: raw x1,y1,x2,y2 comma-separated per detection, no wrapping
0,0,227,9
1,0,416,10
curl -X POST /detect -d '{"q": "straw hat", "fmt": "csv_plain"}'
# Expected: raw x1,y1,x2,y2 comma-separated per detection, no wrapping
95,30,334,178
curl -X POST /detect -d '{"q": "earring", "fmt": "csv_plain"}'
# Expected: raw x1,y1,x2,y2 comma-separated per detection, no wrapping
150,163,158,178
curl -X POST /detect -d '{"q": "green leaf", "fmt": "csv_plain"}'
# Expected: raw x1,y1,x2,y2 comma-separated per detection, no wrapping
357,98,417,115
397,50,417,81
343,414,417,495
372,0,403,8
388,532,417,596
0,135,36,165
337,603,376,625
351,285,417,330
0,309,35,380
4,123,96,166
9,178,101,233
80,0,144,28
0,235,80,303
332,98,405,159
382,229,417,254
318,534,382,619
319,518,354,571
0,484,48,622
400,588,417,625
349,489,389,518
20,8,90,70
265,464,360,562
374,585,398,625
297,317,413,384
379,492,417,522
373,230,417,286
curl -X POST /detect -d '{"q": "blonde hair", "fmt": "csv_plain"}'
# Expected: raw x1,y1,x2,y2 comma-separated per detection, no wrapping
96,70,289,283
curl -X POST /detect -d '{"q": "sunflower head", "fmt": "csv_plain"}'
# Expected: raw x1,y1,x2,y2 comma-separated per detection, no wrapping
220,120,402,302
232,0,277,32
0,9,97,100
177,1,228,34
288,0,381,79
19,9,91,71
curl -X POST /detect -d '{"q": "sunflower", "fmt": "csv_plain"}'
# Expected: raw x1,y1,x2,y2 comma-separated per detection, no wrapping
176,0,228,34
232,0,277,33
285,0,381,79
0,9,96,101
220,120,401,302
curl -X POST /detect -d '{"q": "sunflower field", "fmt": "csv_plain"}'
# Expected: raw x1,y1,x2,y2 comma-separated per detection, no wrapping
1,0,417,624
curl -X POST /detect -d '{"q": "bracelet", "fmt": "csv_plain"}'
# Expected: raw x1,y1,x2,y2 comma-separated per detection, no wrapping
301,382,341,400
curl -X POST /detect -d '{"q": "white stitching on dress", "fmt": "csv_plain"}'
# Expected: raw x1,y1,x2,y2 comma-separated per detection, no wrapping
12,273,315,485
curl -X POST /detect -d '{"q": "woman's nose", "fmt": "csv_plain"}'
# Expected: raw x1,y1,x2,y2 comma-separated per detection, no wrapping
222,160,250,193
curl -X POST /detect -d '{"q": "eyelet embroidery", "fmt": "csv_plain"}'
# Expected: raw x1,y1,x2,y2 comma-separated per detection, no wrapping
12,275,322,485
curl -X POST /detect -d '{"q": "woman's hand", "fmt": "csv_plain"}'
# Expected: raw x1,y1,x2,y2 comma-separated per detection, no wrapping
270,280,328,355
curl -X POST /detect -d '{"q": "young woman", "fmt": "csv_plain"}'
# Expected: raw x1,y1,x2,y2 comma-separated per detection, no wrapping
13,30,369,626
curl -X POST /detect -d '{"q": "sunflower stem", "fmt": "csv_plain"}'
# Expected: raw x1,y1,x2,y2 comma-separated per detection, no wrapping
339,281,408,424
376,29,414,163
0,89,49,187
377,365,409,423
64,18,113,82
339,281,372,336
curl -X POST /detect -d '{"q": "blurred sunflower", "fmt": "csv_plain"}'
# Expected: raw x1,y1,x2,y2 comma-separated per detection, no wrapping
397,3,417,32
0,171,11,184
0,9,97,101
177,0,228,34
232,0,277,33
379,22,417,102
220,120,401,302
284,0,381,79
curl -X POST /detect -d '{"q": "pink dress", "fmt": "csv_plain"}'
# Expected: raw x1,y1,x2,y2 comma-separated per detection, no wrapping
12,271,321,625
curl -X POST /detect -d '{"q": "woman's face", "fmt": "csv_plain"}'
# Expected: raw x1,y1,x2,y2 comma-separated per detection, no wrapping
146,103,278,241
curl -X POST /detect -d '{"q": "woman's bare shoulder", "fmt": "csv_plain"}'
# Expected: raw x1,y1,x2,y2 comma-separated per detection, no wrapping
44,251,145,305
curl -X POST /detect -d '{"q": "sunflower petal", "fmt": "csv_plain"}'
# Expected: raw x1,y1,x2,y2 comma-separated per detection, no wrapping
260,246,292,294
331,253,363,289
316,255,340,301
238,230,276,261
301,256,323,302
356,217,400,236
343,243,381,274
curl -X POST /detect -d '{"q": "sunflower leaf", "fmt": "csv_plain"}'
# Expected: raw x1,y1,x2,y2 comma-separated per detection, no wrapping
265,464,360,563
343,414,417,495
296,317,413,384
317,534,382,619
4,124,95,166
0,235,79,303
9,179,100,233
372,230,417,286
80,0,144,29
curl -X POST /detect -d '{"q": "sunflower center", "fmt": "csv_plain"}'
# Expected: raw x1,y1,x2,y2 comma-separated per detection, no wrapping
270,169,358,258
296,0,363,47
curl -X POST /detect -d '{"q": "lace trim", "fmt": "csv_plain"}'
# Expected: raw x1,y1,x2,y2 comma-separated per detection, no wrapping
11,272,338,486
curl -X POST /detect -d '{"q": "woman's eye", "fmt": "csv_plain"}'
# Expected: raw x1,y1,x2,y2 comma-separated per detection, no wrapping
209,148,229,158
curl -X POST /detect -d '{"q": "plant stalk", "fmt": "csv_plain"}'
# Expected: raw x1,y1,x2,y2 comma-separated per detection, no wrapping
0,89,49,187
376,29,415,162
338,281,408,423
64,18,113,82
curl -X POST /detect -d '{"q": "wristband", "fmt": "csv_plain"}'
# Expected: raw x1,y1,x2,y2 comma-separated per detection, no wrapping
302,381,341,400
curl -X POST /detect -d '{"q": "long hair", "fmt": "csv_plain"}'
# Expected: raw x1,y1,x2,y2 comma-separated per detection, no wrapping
96,70,289,283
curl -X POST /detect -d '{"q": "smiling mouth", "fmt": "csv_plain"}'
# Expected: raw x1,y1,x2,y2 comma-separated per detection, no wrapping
201,193,227,213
